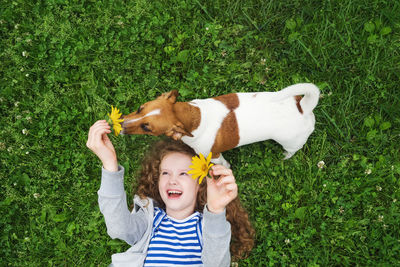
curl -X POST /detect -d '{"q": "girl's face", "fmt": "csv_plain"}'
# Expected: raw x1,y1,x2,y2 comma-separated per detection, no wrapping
158,152,199,220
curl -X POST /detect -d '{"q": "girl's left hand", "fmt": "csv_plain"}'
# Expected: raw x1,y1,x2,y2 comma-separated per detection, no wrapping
206,165,238,214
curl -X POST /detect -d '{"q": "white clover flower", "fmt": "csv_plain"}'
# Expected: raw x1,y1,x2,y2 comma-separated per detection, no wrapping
365,169,372,175
339,206,344,214
25,151,29,155
22,51,28,57
378,215,384,222
260,58,266,65
20,145,25,149
26,116,32,123
33,193,40,199
0,142,5,150
205,27,209,31
16,115,22,120
14,101,20,107
323,184,327,188
8,147,13,152
14,24,20,29
376,185,382,191
25,73,29,77
317,160,325,169
393,199,397,203
284,239,290,244
22,129,28,135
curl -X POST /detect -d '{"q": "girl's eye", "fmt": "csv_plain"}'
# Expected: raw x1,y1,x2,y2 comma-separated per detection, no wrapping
161,171,169,175
180,172,188,176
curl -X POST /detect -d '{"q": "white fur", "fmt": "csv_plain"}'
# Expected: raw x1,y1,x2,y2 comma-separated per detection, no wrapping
182,83,320,167
124,109,161,125
181,99,229,157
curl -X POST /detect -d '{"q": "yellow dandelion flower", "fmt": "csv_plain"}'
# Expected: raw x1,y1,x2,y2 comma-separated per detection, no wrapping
188,152,214,184
108,106,124,136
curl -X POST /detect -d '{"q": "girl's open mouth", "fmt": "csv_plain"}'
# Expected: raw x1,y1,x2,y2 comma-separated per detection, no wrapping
167,190,182,199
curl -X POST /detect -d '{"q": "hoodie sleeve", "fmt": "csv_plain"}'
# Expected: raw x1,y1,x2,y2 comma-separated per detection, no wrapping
201,205,231,266
97,165,148,246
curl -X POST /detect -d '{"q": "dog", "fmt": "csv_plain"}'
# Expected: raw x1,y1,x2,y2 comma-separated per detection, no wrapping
121,83,320,167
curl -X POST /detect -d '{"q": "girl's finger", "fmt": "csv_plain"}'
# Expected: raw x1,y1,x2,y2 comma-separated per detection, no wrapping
225,183,237,192
87,121,110,148
90,120,108,130
216,175,236,187
89,124,111,146
89,121,109,137
93,121,110,130
94,126,111,142
211,166,233,177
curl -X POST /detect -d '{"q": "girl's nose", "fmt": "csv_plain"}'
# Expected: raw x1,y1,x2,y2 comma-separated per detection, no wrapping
168,175,178,185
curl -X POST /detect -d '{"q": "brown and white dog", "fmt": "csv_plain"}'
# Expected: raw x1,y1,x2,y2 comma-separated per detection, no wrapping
122,83,320,167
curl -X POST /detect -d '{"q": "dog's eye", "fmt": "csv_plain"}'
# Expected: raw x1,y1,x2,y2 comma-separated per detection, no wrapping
141,123,151,132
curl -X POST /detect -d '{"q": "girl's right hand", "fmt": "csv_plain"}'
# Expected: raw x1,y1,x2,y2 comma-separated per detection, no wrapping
86,120,118,172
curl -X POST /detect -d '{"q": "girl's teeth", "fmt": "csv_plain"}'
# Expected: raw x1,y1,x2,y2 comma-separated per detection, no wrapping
168,191,182,196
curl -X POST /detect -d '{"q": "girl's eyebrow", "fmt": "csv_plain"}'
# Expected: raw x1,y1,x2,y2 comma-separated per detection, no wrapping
160,168,190,172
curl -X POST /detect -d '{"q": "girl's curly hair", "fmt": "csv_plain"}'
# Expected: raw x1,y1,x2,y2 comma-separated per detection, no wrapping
134,138,255,260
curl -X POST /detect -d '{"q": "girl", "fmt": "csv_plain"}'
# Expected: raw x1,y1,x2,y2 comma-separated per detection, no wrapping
87,120,254,266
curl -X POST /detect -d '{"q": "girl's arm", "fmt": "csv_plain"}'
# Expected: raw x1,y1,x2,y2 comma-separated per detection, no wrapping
201,165,239,266
201,206,231,266
87,120,148,245
97,165,148,246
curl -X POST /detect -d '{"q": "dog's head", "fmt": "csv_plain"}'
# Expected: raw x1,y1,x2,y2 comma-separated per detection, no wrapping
121,90,193,140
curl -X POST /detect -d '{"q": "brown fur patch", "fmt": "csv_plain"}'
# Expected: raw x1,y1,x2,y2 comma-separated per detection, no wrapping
213,93,239,110
295,95,303,114
211,111,240,154
173,102,201,133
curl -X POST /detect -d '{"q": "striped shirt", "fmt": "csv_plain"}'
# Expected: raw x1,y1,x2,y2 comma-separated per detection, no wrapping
143,207,203,267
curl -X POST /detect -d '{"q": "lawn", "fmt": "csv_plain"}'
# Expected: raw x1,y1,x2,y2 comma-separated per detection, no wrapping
1,0,399,266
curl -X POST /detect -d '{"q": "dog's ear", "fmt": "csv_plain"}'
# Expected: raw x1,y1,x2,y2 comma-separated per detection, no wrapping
165,122,193,140
159,90,179,103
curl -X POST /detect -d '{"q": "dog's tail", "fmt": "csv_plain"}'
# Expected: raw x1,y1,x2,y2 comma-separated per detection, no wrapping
274,83,320,114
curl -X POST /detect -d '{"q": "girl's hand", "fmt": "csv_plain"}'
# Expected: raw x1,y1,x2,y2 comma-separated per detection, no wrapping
86,120,118,172
206,165,238,214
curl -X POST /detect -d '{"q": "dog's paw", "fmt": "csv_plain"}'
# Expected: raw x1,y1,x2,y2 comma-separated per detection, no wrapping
283,151,294,160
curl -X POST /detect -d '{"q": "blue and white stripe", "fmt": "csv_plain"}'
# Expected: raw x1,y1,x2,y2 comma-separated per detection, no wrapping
144,207,203,267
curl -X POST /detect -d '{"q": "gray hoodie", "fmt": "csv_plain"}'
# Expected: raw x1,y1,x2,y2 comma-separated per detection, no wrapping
97,165,232,267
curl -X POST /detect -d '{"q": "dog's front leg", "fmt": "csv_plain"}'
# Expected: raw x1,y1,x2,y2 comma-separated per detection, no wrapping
211,153,231,168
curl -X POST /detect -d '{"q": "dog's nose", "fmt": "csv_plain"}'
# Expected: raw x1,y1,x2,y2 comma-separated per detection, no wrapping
120,116,126,135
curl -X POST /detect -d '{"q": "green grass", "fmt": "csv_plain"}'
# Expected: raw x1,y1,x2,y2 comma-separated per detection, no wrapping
1,0,400,266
